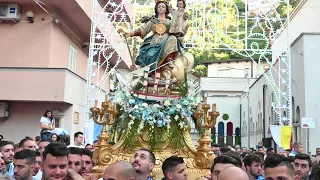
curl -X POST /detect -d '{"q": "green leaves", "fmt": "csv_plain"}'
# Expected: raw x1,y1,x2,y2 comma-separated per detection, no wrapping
193,65,207,78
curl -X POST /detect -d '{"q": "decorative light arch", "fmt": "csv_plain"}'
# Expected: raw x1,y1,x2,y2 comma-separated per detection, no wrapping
85,0,292,129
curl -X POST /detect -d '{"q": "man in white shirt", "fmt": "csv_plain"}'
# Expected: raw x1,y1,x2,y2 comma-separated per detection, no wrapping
68,132,85,148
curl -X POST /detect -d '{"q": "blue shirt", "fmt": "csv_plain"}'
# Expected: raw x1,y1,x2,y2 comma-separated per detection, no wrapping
257,174,265,180
147,177,152,180
289,150,297,156
7,163,14,176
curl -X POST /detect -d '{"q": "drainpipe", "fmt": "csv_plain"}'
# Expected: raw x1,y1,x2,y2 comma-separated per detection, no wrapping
263,85,267,138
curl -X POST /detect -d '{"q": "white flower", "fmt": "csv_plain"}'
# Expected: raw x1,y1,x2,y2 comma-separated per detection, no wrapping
174,115,179,120
178,121,185,129
134,105,139,109
176,104,182,109
153,104,160,108
142,103,149,108
137,120,145,133
115,97,122,103
164,100,171,106
128,120,134,126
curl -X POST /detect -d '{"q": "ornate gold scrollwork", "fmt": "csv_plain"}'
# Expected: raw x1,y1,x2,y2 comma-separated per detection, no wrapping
91,96,220,179
194,102,220,169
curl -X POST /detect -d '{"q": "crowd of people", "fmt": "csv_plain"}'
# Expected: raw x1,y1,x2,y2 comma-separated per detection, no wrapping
200,141,320,180
0,110,320,179
0,132,187,180
1,131,320,180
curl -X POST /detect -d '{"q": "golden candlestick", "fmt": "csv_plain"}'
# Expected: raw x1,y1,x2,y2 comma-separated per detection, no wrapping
194,102,220,169
90,97,118,171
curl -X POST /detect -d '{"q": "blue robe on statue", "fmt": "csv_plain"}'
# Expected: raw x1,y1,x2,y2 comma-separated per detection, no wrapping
134,17,183,72
136,34,183,72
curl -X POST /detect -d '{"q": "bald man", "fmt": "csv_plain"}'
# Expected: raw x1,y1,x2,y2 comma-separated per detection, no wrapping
103,161,137,180
218,166,249,180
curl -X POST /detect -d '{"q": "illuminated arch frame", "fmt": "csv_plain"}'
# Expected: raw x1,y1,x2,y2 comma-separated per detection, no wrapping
85,0,292,129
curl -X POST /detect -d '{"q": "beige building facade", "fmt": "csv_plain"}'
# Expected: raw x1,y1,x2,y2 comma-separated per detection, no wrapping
244,0,320,154
0,0,131,143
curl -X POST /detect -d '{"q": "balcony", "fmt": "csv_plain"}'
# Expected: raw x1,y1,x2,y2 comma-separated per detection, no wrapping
3,0,132,68
0,68,105,103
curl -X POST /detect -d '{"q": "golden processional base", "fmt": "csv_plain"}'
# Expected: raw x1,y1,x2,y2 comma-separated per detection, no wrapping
91,98,219,179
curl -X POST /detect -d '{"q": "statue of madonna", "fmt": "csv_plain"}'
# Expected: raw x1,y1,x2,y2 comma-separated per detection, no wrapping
125,0,184,74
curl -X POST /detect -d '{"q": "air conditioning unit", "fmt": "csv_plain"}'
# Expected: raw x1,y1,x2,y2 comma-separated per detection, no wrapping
0,3,21,22
0,102,10,120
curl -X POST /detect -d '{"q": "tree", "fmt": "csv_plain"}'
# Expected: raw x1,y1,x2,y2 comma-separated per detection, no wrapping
193,65,207,77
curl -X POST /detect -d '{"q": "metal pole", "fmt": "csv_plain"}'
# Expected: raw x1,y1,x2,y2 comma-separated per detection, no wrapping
247,92,250,148
287,0,292,127
246,69,250,148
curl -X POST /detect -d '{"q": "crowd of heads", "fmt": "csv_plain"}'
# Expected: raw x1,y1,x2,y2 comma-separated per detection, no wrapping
0,133,189,180
0,132,95,180
2,132,320,180
206,141,320,180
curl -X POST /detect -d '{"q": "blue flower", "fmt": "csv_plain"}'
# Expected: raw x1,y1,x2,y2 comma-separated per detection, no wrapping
133,110,140,116
129,99,136,105
168,109,175,115
156,120,164,127
182,100,189,106
142,109,152,121
157,112,164,118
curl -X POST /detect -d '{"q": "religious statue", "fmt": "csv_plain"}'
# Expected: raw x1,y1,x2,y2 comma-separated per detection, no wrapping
125,0,193,81
169,0,189,38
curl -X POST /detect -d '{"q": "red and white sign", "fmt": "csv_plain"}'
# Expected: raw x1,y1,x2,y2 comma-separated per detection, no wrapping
301,117,316,129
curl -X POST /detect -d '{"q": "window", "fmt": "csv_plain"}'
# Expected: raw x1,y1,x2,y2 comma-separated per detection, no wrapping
68,45,77,72
55,119,60,128
217,69,230,77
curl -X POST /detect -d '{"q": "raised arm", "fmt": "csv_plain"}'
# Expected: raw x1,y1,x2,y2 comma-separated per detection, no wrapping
125,20,153,39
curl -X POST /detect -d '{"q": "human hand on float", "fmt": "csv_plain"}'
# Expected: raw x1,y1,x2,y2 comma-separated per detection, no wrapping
82,173,98,180
67,169,86,180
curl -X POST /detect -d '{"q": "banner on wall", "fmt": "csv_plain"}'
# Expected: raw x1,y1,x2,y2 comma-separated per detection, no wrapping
269,125,292,149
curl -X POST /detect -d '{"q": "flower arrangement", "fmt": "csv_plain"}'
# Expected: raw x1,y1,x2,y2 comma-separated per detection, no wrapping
109,74,202,150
